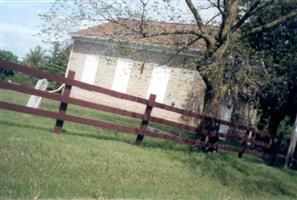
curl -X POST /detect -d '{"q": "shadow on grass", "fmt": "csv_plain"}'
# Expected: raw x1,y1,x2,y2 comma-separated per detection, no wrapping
1,119,190,153
1,119,53,133
63,129,191,153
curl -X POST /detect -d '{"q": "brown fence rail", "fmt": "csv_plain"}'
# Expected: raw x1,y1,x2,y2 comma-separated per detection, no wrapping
0,60,271,158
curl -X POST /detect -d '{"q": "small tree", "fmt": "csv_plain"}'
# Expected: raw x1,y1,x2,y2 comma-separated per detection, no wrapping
23,46,47,70
45,42,72,76
45,42,72,89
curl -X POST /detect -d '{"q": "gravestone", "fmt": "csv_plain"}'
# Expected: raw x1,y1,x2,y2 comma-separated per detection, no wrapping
26,79,49,108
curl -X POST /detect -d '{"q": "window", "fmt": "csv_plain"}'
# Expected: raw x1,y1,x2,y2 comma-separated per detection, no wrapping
81,55,99,84
147,66,171,103
111,58,133,93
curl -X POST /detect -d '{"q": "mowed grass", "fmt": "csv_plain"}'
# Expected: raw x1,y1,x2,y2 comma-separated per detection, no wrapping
1,89,297,200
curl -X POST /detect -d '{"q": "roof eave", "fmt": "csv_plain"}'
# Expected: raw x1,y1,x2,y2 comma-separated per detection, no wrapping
72,35,202,58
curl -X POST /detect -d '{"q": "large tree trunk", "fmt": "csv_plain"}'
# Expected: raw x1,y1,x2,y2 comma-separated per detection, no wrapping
196,58,227,151
201,53,227,116
284,114,297,169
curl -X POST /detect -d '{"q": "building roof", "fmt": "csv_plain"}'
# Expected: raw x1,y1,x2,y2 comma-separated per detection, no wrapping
72,19,216,51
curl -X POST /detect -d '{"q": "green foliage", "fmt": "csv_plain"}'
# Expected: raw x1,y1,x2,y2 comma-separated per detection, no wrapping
44,42,72,76
275,117,295,162
10,73,37,87
19,43,71,89
0,50,18,79
242,0,297,166
44,42,72,89
278,117,294,138
244,0,297,134
198,39,267,121
22,43,71,75
22,46,47,70
0,50,36,86
0,50,18,63
1,90,297,199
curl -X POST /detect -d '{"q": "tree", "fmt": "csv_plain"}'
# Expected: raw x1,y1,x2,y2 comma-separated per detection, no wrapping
18,44,71,88
244,0,297,165
0,50,18,63
45,42,72,89
0,50,18,79
23,46,47,70
45,42,72,76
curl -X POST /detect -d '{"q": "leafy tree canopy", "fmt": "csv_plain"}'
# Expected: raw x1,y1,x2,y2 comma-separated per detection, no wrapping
245,0,297,128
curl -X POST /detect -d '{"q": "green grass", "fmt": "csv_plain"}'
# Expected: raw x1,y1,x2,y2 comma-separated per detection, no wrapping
1,89,297,200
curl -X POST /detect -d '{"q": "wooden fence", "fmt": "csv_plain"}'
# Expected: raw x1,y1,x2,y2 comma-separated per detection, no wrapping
0,60,272,159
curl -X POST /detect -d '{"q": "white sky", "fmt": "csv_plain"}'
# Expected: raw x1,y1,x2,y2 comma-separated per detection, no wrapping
0,0,218,58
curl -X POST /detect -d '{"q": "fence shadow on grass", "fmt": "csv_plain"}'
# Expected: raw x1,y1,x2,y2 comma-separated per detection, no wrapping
63,128,191,153
0,119,53,133
0,119,190,153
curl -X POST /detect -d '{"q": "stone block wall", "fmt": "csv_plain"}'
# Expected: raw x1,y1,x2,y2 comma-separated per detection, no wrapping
66,38,206,126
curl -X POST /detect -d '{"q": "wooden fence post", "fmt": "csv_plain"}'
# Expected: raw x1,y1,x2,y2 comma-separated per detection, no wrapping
135,94,156,145
238,128,250,158
53,71,75,133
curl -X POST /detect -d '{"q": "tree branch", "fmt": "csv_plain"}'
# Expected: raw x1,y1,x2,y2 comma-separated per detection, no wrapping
139,0,148,36
231,0,261,32
217,0,223,14
206,0,223,15
217,0,240,44
206,12,221,25
185,0,215,49
244,9,297,36
143,30,201,38
219,0,240,39
162,35,203,65
231,0,274,32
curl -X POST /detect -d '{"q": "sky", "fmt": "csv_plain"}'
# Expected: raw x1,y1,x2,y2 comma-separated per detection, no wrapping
0,0,218,59
1,0,55,58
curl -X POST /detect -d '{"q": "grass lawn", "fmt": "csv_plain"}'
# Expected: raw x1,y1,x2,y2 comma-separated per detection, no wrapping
1,89,297,200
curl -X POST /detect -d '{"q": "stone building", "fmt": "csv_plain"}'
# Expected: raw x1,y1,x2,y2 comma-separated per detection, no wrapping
66,20,206,124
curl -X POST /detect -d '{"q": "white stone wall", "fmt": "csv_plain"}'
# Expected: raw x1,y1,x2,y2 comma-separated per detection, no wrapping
67,39,206,125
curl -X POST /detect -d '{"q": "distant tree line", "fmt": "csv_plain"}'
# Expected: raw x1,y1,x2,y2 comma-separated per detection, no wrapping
0,42,71,89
